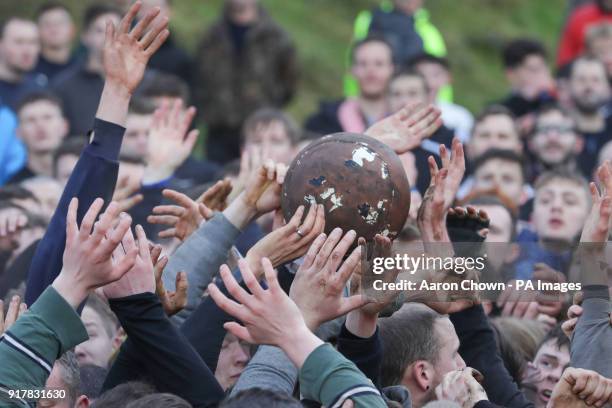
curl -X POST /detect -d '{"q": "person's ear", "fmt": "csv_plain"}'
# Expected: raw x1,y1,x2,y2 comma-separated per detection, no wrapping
75,395,90,408
410,360,436,392
111,327,126,353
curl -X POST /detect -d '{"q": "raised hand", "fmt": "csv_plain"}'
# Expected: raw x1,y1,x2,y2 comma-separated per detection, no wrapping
245,203,325,279
197,179,233,212
102,1,169,95
113,175,144,213
289,228,368,331
580,162,612,244
52,198,137,308
428,138,466,209
148,189,213,241
0,295,27,334
0,207,27,237
435,368,488,408
102,224,156,299
549,367,612,407
417,164,450,245
150,244,188,316
365,104,443,154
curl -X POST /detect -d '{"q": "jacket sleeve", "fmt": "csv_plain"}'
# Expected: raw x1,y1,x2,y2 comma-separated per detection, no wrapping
299,343,386,408
336,324,383,387
450,305,534,408
570,285,612,377
104,292,224,408
0,286,88,407
166,213,241,325
25,119,123,305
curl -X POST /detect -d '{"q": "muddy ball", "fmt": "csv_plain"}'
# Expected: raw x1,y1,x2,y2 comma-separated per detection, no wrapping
281,132,410,241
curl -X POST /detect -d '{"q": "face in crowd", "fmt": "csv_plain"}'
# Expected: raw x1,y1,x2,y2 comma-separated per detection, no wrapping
37,7,75,52
0,18,39,75
75,304,122,368
17,99,68,155
529,108,580,167
525,338,570,408
473,158,525,207
389,73,429,113
243,120,295,164
569,58,611,114
214,332,252,390
82,12,120,59
352,40,394,100
467,113,521,161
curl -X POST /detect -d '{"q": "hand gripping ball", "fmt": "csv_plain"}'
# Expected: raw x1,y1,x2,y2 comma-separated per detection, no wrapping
281,132,411,242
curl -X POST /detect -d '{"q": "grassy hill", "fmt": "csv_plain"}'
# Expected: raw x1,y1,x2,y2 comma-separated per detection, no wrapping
5,0,567,120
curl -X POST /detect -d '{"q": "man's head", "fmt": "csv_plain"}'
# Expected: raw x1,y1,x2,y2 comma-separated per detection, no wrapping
351,36,395,100
473,149,526,207
53,137,87,185
20,176,63,222
586,22,612,78
125,394,190,408
0,17,39,75
525,325,570,408
92,382,155,408
242,108,299,164
380,304,465,407
569,56,611,114
81,5,122,58
467,105,521,161
528,104,581,167
42,351,88,408
502,38,552,98
75,294,121,368
121,98,156,161
35,2,75,52
140,72,189,107
409,53,451,101
78,365,108,404
224,0,260,26
16,91,67,155
532,170,590,242
214,332,251,391
392,0,423,15
389,69,429,113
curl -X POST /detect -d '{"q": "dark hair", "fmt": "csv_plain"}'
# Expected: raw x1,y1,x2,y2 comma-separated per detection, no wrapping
350,34,393,65
407,52,450,70
390,67,429,94
128,97,157,116
15,91,64,116
79,365,108,400
379,304,444,387
53,137,87,175
83,4,122,30
473,149,526,181
92,382,156,408
0,185,39,202
536,323,570,353
502,38,547,69
35,1,72,21
533,168,590,200
241,108,299,146
126,393,191,408
140,72,190,104
219,388,302,408
474,104,516,127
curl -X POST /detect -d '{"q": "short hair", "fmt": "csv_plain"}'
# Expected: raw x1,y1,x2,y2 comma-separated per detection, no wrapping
128,97,157,116
461,188,519,241
83,4,122,31
474,104,516,128
219,388,302,408
533,168,590,201
536,324,570,354
350,34,393,65
379,303,445,387
569,55,607,79
79,365,108,400
407,52,451,70
15,91,64,116
35,1,72,21
139,72,190,104
586,22,612,51
531,103,576,138
53,137,87,174
126,393,191,408
502,38,547,69
84,293,119,338
92,382,156,408
56,351,80,406
473,149,526,182
390,67,430,94
0,185,39,202
241,108,299,146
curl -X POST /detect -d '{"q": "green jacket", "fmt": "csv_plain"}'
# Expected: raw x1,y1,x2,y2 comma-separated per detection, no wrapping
299,344,386,408
0,286,88,407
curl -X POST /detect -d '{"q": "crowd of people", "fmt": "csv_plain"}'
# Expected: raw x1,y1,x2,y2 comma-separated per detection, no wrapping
1,0,612,407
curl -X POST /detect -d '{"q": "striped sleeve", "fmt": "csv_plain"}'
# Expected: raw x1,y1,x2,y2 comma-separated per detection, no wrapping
299,344,386,408
0,286,88,405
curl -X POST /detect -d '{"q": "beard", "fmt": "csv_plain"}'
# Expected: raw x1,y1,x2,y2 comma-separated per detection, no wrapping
572,93,606,114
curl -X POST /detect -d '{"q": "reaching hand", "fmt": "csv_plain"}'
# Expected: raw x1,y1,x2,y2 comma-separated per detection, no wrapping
245,203,325,279
429,138,466,209
52,198,137,308
148,189,213,241
228,147,266,203
150,244,188,316
197,179,233,212
365,104,443,154
435,368,488,408
102,1,169,94
0,207,27,237
243,161,287,216
0,295,27,334
549,367,612,407
113,175,144,213
102,224,155,299
417,164,450,245
289,228,368,331
580,162,612,244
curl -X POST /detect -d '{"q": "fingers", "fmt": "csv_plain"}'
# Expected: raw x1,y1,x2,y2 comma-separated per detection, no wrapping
104,19,115,48
219,264,253,308
315,228,343,269
173,271,188,312
119,1,142,34
135,225,151,261
144,28,169,57
117,194,144,213
3,295,22,331
99,212,132,258
91,201,120,244
427,155,439,181
301,233,328,270
336,245,361,287
66,197,79,244
153,205,185,217
286,205,305,230
198,204,214,220
261,257,281,294
162,189,197,209
238,258,265,298
121,221,137,254
154,254,168,284
208,279,249,322
79,198,105,240
223,322,255,344
130,5,160,40
326,230,357,273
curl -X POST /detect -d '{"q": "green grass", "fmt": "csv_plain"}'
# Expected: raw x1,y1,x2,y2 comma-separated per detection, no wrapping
5,0,567,119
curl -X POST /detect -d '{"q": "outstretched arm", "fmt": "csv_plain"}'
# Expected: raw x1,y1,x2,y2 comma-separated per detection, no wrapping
25,1,168,305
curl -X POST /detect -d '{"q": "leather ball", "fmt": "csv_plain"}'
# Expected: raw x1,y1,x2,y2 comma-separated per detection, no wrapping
281,132,411,241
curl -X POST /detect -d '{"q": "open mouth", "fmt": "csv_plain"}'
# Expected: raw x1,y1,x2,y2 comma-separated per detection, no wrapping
540,389,552,402
548,218,563,229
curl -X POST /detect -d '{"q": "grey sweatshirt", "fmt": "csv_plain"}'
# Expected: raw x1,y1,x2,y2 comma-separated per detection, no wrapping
164,213,241,325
